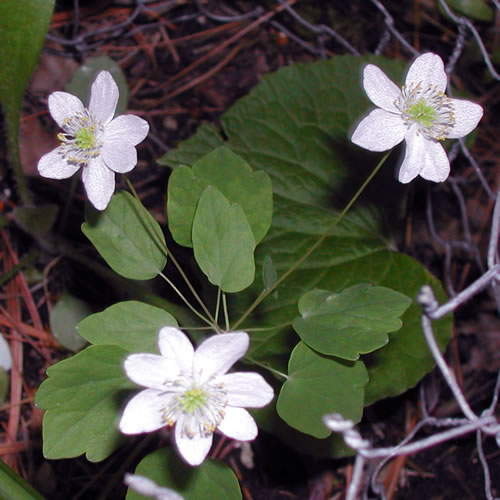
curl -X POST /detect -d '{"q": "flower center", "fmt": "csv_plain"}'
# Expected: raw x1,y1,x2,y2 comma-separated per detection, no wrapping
161,378,228,439
396,82,455,140
57,110,104,165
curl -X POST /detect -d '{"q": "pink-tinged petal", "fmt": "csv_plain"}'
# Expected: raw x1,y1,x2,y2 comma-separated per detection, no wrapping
362,64,401,113
194,332,249,382
398,127,425,183
418,140,450,182
220,372,274,407
88,71,119,125
405,53,447,93
351,109,406,152
119,388,168,434
48,92,85,129
158,327,194,373
217,407,258,441
447,99,483,139
100,138,137,173
174,417,213,466
82,158,115,210
105,115,149,146
37,148,81,179
124,353,179,390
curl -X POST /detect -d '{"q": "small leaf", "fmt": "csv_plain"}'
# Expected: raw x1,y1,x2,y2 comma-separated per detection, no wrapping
35,345,135,462
192,186,256,293
293,284,412,360
49,292,91,352
0,461,44,500
82,191,167,280
441,0,494,22
65,56,129,115
14,205,58,237
262,255,277,291
167,147,272,247
127,448,241,500
277,342,368,438
78,301,177,353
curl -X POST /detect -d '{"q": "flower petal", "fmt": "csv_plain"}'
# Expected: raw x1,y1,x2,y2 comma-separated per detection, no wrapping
88,71,119,125
217,407,258,441
100,138,137,173
158,327,194,374
124,474,184,500
418,140,450,182
82,158,115,210
220,372,274,407
174,417,213,466
193,332,249,382
362,64,401,113
0,334,12,371
37,148,81,179
119,388,168,434
447,99,483,139
124,353,179,390
351,109,406,152
405,53,447,93
105,115,150,146
48,92,85,129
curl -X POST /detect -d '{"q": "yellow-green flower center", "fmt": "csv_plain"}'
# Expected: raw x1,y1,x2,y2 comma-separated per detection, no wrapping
75,126,96,150
396,82,455,141
181,388,208,413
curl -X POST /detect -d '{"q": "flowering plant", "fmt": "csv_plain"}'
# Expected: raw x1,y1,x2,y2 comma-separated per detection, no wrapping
351,52,483,183
37,71,149,210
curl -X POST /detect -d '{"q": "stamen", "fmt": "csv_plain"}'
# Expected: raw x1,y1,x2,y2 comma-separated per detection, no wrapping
395,82,455,141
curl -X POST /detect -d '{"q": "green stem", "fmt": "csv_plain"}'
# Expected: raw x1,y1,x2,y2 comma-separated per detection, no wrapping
124,176,217,326
222,292,230,331
232,150,391,330
245,356,288,380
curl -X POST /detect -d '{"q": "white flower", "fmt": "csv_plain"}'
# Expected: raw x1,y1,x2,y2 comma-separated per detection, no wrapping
119,327,274,466
37,71,149,210
124,474,184,500
0,334,12,371
351,53,483,183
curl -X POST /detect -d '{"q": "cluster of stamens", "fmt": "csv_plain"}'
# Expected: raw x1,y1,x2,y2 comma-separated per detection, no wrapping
57,109,104,165
161,375,228,439
395,82,455,141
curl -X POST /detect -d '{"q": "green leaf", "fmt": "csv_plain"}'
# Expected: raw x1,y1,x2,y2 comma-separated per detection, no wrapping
82,191,167,280
49,292,91,352
163,55,452,406
277,342,368,438
293,284,412,360
65,56,129,115
440,0,494,22
77,300,177,353
0,369,8,405
0,461,44,500
127,448,241,500
192,186,256,293
0,0,55,205
167,147,272,247
262,255,277,291
35,345,135,461
14,204,58,237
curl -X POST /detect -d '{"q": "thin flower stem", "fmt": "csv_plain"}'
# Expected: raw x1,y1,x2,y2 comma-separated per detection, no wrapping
222,292,230,331
158,271,216,329
124,176,217,325
214,287,221,324
245,355,289,380
232,150,391,330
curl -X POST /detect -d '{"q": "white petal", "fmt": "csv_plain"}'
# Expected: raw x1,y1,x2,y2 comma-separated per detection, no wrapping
124,474,184,500
351,109,406,152
220,372,274,407
88,71,119,125
405,53,447,93
193,332,249,382
158,327,194,374
100,138,137,173
362,64,401,112
174,417,213,466
48,92,85,129
124,353,178,390
0,334,12,371
119,389,168,434
105,115,149,146
37,148,81,179
447,99,483,139
82,158,115,210
418,140,450,182
217,407,258,441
